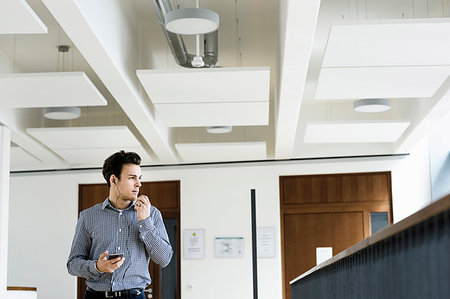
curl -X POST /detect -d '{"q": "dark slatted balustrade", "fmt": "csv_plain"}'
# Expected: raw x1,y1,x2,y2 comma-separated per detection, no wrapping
290,195,450,299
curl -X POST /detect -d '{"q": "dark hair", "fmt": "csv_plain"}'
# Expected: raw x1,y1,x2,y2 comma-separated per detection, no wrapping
102,150,141,187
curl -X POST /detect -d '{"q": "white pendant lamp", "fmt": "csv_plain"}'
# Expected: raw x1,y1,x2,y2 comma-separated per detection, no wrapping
353,98,391,113
165,8,219,35
206,126,232,134
43,46,82,120
44,107,81,120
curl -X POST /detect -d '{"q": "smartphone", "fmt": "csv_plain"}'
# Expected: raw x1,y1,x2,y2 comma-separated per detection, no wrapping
107,253,124,260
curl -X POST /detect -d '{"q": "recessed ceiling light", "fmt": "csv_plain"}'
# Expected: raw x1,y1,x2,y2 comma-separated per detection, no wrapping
353,98,391,113
206,126,232,134
44,107,81,120
165,8,219,35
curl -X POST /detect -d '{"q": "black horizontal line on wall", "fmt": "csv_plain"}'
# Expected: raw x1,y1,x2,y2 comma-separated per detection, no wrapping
10,153,409,175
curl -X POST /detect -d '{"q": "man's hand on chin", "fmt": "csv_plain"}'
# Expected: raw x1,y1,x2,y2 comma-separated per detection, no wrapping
135,195,151,221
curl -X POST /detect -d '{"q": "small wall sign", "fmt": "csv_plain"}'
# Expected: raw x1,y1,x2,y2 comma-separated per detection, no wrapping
215,237,244,258
183,229,204,259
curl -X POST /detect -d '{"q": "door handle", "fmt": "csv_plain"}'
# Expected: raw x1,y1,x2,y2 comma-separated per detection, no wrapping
143,288,153,298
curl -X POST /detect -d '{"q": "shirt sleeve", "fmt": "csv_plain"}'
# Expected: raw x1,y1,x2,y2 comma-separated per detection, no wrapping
67,211,105,280
138,208,173,267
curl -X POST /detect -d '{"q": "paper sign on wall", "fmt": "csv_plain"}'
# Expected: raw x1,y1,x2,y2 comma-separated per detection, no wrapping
183,229,204,259
215,237,244,258
316,247,333,265
257,227,275,258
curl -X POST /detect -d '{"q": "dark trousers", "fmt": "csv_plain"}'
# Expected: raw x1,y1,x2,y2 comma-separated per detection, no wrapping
85,289,145,299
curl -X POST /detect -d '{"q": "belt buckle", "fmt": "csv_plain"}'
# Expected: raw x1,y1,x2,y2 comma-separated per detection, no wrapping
105,291,121,298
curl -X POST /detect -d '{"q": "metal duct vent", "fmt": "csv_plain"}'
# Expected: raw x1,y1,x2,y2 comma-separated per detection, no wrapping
152,0,218,68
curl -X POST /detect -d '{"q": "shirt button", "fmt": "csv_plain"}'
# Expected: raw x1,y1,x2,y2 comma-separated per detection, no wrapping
118,247,121,250
139,225,142,228
119,229,122,232
119,212,123,216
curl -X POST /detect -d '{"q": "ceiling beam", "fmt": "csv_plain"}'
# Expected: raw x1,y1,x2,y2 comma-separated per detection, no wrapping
41,0,177,163
275,0,321,159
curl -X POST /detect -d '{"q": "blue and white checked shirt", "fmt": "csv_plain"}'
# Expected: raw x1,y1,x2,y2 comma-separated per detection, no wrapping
67,198,173,291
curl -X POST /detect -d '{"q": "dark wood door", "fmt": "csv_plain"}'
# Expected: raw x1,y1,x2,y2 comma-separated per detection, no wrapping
280,172,393,299
284,212,364,296
77,181,180,299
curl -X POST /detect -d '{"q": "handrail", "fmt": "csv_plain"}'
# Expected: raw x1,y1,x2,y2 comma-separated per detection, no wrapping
290,193,450,284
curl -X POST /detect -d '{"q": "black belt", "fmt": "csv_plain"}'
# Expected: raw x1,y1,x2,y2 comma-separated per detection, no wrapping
86,288,143,298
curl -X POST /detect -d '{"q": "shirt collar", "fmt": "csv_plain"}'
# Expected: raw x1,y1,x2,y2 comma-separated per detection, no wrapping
102,197,137,211
101,198,110,210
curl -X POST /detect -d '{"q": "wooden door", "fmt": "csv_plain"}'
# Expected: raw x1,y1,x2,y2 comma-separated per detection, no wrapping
284,212,364,289
77,181,180,299
280,172,393,299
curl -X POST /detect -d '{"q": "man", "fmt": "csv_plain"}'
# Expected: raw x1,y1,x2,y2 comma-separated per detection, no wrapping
67,151,173,299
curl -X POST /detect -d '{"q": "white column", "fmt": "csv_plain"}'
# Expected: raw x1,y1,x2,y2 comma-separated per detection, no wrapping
0,125,11,297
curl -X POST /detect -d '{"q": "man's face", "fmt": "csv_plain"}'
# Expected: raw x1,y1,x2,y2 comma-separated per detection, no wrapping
116,163,142,201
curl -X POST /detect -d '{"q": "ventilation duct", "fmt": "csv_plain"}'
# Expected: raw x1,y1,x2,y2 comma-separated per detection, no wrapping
152,0,218,68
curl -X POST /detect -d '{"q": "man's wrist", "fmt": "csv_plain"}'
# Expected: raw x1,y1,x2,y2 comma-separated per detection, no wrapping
94,260,104,273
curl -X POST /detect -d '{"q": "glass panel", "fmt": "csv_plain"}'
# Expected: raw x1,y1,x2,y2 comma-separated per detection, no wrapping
370,212,389,234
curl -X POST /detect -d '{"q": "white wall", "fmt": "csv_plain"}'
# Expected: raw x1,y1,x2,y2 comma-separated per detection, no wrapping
8,149,432,299
429,112,450,202
391,138,433,221
7,290,37,299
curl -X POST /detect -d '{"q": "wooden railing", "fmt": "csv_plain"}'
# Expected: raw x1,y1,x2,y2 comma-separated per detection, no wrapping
290,194,450,299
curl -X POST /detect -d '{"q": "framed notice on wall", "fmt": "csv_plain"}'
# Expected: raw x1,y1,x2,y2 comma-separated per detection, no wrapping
183,229,204,259
214,237,244,258
257,227,275,258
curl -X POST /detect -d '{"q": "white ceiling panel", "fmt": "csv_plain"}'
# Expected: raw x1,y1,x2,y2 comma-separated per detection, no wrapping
0,0,47,34
155,102,269,127
0,72,107,108
315,66,450,100
53,147,152,166
26,126,141,149
136,67,270,103
176,142,267,162
26,126,151,166
322,19,450,67
304,122,411,143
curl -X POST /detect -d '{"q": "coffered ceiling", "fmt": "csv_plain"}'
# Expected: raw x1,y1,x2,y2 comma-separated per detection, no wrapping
1,0,449,171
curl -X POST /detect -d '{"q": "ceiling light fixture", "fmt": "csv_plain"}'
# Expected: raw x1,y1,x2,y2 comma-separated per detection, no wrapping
44,107,81,120
206,126,232,134
43,45,82,120
165,8,219,35
353,98,391,113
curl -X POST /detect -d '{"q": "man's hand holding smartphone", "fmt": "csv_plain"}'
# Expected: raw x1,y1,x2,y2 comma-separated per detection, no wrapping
107,253,124,260
96,250,124,273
